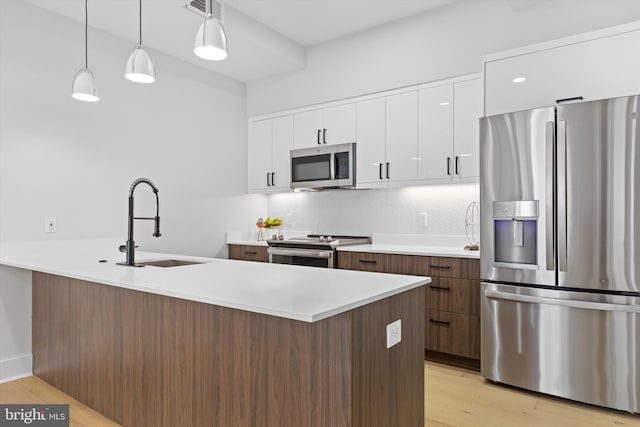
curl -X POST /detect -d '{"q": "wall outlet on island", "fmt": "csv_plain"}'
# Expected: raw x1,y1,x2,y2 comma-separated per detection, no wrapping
419,212,428,227
45,216,57,233
386,319,401,349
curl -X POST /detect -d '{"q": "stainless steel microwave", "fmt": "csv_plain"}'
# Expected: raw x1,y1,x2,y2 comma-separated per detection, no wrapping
290,143,356,190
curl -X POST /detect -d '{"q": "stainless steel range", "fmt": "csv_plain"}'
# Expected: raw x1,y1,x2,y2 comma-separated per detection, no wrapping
267,235,370,268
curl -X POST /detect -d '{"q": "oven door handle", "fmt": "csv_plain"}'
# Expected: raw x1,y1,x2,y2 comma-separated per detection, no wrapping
267,247,334,259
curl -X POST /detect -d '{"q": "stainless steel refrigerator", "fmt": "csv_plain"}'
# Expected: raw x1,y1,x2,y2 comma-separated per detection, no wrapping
480,95,640,413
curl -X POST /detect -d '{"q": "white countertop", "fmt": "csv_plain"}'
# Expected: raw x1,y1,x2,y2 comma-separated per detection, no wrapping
338,244,479,259
0,238,429,323
226,230,312,247
337,233,480,259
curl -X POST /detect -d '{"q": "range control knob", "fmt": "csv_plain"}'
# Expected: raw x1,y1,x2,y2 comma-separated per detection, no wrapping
319,236,326,242
326,236,333,242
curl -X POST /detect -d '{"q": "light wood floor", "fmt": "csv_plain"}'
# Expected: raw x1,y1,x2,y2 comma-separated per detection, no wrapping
2,362,639,427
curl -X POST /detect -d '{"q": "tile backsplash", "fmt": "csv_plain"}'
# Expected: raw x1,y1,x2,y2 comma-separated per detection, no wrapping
268,183,479,237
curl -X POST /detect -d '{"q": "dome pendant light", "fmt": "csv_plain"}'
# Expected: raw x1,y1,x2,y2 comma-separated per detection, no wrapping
194,0,228,61
72,0,99,102
125,0,156,83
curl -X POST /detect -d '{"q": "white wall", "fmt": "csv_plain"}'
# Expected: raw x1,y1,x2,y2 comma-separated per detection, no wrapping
268,184,479,239
247,0,640,115
0,1,267,257
0,1,266,382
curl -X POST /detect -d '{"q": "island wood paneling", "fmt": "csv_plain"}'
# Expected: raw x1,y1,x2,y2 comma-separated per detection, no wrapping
351,286,424,427
32,272,423,427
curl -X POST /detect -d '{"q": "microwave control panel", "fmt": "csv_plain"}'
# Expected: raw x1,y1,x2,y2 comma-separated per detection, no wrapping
335,152,350,179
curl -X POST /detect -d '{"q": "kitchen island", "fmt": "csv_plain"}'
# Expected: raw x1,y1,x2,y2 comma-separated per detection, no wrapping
0,239,428,427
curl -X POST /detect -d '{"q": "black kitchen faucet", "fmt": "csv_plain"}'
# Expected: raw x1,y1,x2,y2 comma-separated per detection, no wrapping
117,178,161,267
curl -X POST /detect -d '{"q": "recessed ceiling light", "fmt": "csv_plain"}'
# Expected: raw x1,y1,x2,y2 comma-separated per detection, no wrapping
512,77,526,83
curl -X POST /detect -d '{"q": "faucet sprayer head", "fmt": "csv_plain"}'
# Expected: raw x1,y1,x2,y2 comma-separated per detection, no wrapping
153,216,161,237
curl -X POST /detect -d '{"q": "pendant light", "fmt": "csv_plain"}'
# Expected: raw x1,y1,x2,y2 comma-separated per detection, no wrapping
72,0,99,102
125,0,155,83
194,0,228,61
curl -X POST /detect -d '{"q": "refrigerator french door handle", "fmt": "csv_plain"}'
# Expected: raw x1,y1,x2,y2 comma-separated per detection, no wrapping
557,120,568,272
545,121,555,271
485,290,640,313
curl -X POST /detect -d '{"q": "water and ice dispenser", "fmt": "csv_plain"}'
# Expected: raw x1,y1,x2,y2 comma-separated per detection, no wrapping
493,201,539,268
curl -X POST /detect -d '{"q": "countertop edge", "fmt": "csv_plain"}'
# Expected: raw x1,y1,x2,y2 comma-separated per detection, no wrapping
337,244,480,259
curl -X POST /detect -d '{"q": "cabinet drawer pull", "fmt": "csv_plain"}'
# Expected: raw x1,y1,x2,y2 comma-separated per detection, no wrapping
359,259,377,264
429,319,451,326
244,251,258,256
429,285,450,291
430,265,451,270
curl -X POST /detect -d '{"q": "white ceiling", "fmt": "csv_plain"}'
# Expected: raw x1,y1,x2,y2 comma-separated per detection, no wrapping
23,0,458,82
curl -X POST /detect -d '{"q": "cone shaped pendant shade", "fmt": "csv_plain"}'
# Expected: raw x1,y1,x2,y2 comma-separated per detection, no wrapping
72,68,99,102
194,13,228,61
125,45,156,83
72,0,99,102
125,0,155,83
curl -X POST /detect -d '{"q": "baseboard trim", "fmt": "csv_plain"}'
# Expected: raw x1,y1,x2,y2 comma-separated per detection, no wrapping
0,354,32,384
425,350,480,371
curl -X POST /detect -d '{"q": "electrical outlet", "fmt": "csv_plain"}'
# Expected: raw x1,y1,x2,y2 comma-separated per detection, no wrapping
286,213,294,227
419,212,428,227
45,216,57,233
386,319,401,349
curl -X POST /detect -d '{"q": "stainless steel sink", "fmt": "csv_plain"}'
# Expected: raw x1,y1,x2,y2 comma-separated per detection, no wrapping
138,259,205,268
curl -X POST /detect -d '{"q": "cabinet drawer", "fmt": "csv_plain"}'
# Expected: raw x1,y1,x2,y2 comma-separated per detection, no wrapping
384,253,428,276
428,257,479,279
425,310,480,359
228,245,268,263
425,278,479,316
338,251,386,273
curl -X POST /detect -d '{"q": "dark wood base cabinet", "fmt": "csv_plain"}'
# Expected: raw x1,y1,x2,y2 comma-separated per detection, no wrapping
339,251,480,370
228,244,268,262
32,272,424,427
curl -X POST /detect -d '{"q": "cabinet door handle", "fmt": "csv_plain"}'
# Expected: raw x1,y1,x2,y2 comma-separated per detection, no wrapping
379,163,383,180
430,265,451,270
429,319,451,326
271,172,275,186
317,129,321,145
446,157,451,175
386,162,390,179
266,173,271,186
244,251,258,256
429,285,451,291
323,128,327,144
359,259,377,264
455,156,459,175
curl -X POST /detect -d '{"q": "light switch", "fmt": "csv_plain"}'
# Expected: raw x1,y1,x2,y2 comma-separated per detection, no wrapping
386,319,401,349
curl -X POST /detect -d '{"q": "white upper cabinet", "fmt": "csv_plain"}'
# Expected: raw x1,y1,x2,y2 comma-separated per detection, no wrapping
485,24,640,116
248,115,293,193
418,84,453,180
385,91,418,183
356,97,386,185
293,103,356,148
453,78,483,179
418,76,482,182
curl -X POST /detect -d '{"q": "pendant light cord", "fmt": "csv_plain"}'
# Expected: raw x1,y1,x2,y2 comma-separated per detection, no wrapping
84,0,88,69
139,0,142,45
